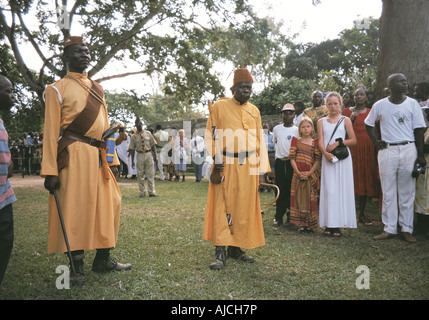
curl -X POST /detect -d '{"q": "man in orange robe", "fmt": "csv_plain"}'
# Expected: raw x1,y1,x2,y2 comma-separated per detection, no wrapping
203,69,270,270
42,36,131,284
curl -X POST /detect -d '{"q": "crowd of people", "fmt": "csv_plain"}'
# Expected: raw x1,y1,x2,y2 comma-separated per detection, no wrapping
1,35,429,287
265,75,429,245
9,132,44,176
113,122,211,189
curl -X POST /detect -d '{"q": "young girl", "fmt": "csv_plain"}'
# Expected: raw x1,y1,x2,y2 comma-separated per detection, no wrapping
289,117,322,233
317,92,357,237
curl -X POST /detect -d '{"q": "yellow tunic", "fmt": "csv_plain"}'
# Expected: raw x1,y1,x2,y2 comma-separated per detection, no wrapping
41,72,121,254
202,97,269,249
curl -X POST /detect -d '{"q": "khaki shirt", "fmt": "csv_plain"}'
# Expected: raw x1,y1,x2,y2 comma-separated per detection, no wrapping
129,130,156,152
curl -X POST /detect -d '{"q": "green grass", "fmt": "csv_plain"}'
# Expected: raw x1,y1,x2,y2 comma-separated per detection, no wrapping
1,175,429,300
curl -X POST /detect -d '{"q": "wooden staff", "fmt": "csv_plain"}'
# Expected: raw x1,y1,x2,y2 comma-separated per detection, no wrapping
53,190,76,276
259,182,280,206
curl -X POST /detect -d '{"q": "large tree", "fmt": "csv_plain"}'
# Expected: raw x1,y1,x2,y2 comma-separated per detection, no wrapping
0,28,44,137
376,0,429,98
280,18,379,93
0,0,273,114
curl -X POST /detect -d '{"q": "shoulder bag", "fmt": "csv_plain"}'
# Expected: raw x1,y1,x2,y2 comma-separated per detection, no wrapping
326,116,349,160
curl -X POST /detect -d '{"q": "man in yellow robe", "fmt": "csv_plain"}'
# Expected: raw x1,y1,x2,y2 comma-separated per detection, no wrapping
203,69,270,270
42,36,131,284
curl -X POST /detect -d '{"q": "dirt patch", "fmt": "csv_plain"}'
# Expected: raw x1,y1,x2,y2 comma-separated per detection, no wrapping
9,175,44,187
8,175,136,188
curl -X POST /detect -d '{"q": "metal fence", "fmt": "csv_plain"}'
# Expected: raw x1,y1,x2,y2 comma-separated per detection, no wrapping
10,144,43,177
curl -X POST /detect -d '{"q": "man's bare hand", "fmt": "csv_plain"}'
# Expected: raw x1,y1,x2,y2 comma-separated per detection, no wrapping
44,175,60,194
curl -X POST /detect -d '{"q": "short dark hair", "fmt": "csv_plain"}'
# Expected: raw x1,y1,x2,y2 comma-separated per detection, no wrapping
416,82,429,95
293,100,305,109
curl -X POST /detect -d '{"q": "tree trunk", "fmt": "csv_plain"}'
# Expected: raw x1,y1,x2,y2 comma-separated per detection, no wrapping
376,0,429,99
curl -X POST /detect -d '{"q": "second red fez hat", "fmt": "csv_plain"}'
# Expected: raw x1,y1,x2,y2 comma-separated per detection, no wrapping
233,68,253,85
64,36,87,49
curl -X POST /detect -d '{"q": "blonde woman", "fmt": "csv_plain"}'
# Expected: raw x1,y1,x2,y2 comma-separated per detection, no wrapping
317,92,357,237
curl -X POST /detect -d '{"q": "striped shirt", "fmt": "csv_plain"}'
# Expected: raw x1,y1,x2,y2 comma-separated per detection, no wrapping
0,119,16,210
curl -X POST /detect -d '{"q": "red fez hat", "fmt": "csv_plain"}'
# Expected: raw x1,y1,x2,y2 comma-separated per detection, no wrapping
233,68,253,85
64,36,87,49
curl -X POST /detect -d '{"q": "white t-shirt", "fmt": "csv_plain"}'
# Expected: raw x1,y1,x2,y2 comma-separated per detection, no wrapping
190,135,205,154
273,124,299,159
364,97,427,143
293,113,303,126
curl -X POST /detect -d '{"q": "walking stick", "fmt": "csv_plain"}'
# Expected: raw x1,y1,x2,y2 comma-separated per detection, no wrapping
53,190,76,276
208,100,233,234
259,182,280,206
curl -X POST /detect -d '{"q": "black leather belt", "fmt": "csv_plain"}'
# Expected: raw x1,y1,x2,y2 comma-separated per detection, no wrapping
222,150,255,164
222,150,255,158
63,131,106,149
388,141,414,146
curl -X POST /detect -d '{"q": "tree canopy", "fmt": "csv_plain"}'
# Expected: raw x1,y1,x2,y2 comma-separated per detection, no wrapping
0,1,394,133
1,0,297,127
0,0,284,108
252,17,379,115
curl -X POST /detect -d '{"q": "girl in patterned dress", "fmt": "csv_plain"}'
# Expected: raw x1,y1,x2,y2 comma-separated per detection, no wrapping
289,117,322,233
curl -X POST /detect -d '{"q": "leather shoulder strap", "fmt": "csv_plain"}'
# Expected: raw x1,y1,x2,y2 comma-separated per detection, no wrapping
57,80,105,172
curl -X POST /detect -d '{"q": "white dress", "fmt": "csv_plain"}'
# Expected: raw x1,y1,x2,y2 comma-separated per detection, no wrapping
319,117,357,228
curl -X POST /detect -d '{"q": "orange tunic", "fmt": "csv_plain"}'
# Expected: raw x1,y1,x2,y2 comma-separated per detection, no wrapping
202,97,269,249
41,72,121,254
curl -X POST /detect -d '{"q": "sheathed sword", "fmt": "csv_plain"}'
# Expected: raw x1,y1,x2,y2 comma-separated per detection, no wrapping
208,100,233,234
53,190,76,276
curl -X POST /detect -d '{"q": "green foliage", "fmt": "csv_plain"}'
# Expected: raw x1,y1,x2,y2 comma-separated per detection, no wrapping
0,0,260,115
1,0,381,132
105,90,206,128
251,17,380,115
0,35,46,137
251,77,316,114
281,18,379,92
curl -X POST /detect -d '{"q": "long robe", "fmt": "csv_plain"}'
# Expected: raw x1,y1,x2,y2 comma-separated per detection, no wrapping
41,72,121,254
202,97,269,249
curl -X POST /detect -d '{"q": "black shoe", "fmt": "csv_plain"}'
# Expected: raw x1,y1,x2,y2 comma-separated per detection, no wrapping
70,258,85,285
227,246,254,263
209,246,226,270
92,251,132,273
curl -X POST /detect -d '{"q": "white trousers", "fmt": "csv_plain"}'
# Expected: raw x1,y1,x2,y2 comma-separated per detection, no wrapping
156,151,165,180
378,143,416,234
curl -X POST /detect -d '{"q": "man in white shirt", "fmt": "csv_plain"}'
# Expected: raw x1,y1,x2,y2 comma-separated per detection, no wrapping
272,103,299,227
153,124,170,181
190,129,206,182
365,73,427,243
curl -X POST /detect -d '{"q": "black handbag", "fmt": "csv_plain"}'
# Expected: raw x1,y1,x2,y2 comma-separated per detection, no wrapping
327,116,349,160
